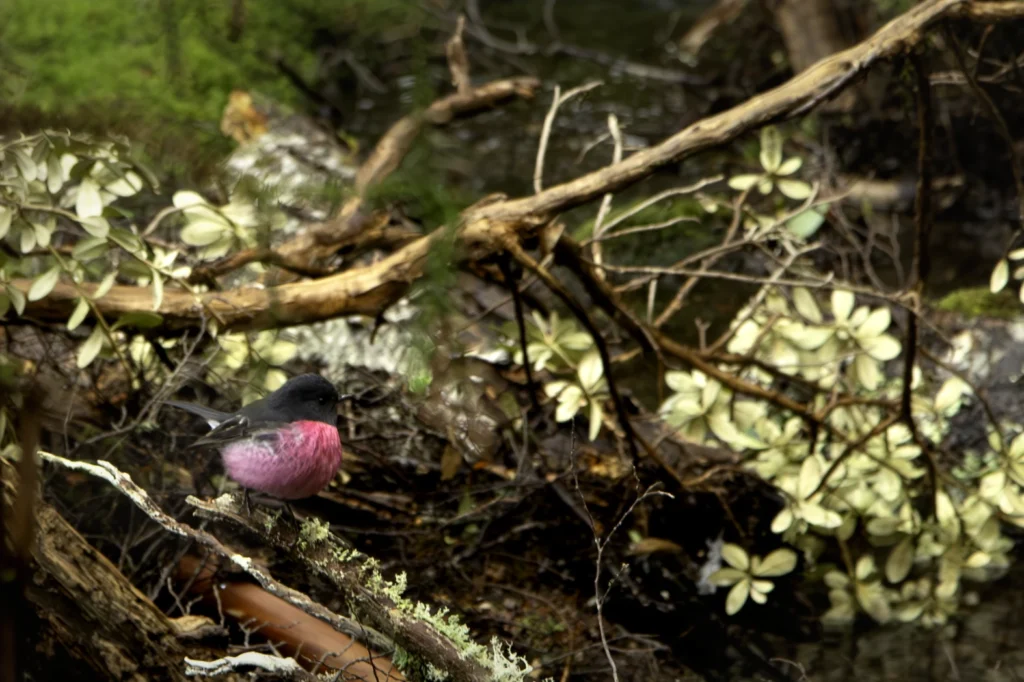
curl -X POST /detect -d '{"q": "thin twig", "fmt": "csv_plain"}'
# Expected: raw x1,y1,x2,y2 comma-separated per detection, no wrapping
568,428,673,682
499,256,541,413
591,113,624,277
654,187,750,329
533,81,603,194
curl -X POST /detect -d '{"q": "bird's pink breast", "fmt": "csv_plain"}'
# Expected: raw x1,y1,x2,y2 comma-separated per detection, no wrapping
220,421,342,499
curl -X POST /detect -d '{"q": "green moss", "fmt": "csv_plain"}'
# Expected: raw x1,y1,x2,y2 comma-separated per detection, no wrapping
0,0,422,175
262,509,280,533
298,516,330,549
934,287,1021,320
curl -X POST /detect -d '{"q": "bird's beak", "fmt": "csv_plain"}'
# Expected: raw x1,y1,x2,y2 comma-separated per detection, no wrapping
338,393,356,402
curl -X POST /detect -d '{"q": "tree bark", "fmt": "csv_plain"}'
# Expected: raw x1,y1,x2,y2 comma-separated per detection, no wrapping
2,459,194,682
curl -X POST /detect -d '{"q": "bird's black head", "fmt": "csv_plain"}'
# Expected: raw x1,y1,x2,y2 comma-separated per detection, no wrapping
265,373,340,425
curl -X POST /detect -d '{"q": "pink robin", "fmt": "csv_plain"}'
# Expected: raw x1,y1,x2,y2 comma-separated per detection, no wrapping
166,374,345,502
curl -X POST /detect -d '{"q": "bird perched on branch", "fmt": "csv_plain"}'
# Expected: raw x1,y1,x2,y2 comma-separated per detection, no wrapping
166,374,344,501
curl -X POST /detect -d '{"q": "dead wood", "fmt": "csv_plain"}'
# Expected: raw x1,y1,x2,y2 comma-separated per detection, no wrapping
2,457,195,682
176,555,405,680
678,0,750,56
14,0,1021,336
769,0,857,111
36,452,495,682
186,495,494,682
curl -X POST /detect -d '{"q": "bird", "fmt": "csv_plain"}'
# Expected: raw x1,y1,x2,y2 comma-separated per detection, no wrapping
165,374,344,502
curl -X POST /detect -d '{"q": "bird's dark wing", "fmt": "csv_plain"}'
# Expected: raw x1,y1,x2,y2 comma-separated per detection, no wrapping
164,400,233,427
191,414,291,449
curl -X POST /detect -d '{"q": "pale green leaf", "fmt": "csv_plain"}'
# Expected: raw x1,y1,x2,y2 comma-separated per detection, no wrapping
543,380,570,398
105,171,143,197
555,388,583,422
558,332,591,352
7,284,26,316
965,551,990,569
885,537,914,583
831,289,854,322
46,154,64,193
776,157,803,176
856,583,891,623
663,396,703,421
781,323,833,351
802,503,843,528
759,126,783,173
665,370,698,394
866,517,901,536
858,307,891,338
150,269,163,311
27,266,60,301
701,379,722,409
707,414,765,449
0,206,11,240
755,548,797,577
13,149,37,181
777,179,812,200
1009,248,1024,260
94,272,117,300
728,174,762,191
264,369,288,392
588,399,602,441
79,216,110,238
19,223,36,253
874,468,903,502
823,570,850,589
708,567,746,586
266,340,298,366
861,334,901,361
112,311,165,330
771,507,794,533
935,490,960,533
108,227,146,255
991,259,1010,293
181,220,228,247
786,208,826,239
895,602,925,623
31,220,53,248
721,543,750,571
578,351,604,392
725,579,750,615
172,190,208,208
854,354,882,390
76,327,105,368
792,288,822,323
1010,433,1024,459
72,236,109,261
67,298,90,331
934,377,969,413
797,456,823,499
856,555,877,581
75,178,104,218
979,471,1006,500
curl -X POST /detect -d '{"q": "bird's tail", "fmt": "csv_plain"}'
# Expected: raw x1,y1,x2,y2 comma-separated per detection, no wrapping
164,400,232,428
